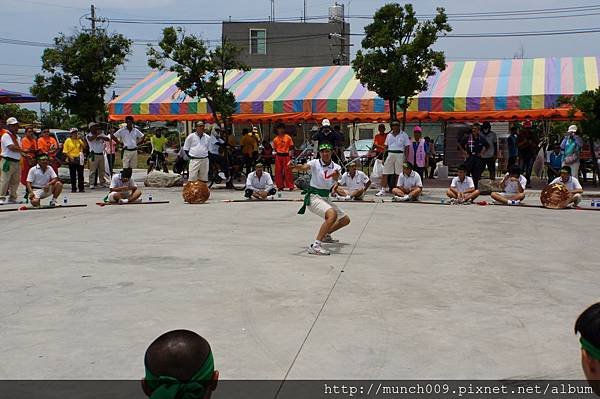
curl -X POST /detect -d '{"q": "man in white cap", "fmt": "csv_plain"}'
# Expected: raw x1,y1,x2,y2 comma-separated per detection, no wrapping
0,117,27,204
377,120,410,196
86,122,110,188
113,115,145,168
184,121,211,182
561,124,583,179
311,119,339,157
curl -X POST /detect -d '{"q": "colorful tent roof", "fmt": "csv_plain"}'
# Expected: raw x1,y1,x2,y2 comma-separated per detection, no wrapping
109,56,599,122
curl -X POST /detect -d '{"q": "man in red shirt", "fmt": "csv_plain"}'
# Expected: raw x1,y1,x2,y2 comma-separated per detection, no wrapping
272,123,295,190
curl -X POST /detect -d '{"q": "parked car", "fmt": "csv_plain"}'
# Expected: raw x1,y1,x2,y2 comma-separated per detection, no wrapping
344,139,374,160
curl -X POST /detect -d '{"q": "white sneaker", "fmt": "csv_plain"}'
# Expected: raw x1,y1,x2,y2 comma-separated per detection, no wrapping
322,234,339,243
343,195,351,201
266,195,274,200
375,189,386,197
393,195,410,202
392,195,402,202
119,198,129,204
308,244,330,256
508,200,521,206
449,198,457,205
218,172,226,180
49,199,56,207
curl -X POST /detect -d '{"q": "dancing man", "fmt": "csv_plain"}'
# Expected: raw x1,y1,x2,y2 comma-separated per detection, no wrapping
289,144,351,256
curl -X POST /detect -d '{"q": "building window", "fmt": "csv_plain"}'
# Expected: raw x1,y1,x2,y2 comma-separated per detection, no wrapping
250,29,266,55
359,128,373,139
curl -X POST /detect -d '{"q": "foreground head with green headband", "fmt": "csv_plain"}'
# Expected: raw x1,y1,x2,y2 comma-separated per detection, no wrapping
575,302,600,396
143,330,218,399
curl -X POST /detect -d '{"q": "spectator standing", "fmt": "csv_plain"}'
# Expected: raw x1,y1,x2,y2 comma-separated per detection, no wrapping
480,121,497,180
377,120,410,196
272,123,295,191
406,126,428,179
372,123,388,192
424,136,437,179
63,128,86,193
104,127,117,175
148,128,169,173
458,123,489,189
517,121,538,187
561,124,583,180
545,143,563,183
183,122,211,183
20,127,38,199
240,127,261,174
86,122,109,189
113,115,144,169
0,117,26,204
37,126,60,173
507,126,519,168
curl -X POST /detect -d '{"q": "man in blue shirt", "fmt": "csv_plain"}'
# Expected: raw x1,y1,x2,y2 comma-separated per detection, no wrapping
545,143,563,183
507,126,519,168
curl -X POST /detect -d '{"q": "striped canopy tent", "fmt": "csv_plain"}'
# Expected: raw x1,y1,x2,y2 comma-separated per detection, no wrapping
0,88,38,104
109,56,599,122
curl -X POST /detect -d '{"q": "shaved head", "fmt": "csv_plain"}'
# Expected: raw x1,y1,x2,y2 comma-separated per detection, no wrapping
145,330,212,381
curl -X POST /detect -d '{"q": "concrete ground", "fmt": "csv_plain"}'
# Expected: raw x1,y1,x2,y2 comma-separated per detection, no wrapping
0,171,598,380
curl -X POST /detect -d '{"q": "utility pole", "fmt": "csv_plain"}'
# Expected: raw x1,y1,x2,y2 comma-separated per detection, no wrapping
85,4,106,35
271,0,275,22
303,0,306,22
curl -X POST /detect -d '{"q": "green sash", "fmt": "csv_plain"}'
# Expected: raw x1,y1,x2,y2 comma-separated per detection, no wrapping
298,186,331,215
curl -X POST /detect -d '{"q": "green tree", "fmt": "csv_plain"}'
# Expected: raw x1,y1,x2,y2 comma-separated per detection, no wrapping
559,89,600,140
352,3,451,128
0,104,38,125
147,27,249,125
31,31,132,123
40,107,85,129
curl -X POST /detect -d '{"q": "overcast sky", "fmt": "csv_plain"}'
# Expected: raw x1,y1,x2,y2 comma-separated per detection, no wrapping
2,0,599,104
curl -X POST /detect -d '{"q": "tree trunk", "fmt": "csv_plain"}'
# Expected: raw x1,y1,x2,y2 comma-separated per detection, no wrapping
388,99,395,122
401,96,408,131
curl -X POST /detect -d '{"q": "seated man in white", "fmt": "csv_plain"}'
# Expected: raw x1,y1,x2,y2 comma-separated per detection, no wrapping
491,165,526,206
549,165,584,207
244,163,276,200
447,164,480,204
335,161,371,200
26,154,63,207
108,168,142,204
392,162,423,201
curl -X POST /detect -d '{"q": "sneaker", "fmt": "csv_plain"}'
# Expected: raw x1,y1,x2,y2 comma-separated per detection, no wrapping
218,172,226,180
322,234,339,243
118,198,129,204
308,244,330,256
392,195,402,202
375,189,386,197
266,195,274,200
343,195,351,201
400,195,410,202
449,198,457,205
49,199,56,207
508,200,521,206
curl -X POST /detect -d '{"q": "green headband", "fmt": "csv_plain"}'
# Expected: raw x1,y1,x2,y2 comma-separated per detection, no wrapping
319,144,333,151
145,352,214,399
581,337,600,361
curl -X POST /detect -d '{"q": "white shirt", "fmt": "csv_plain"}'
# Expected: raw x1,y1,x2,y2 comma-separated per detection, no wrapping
114,127,144,149
385,131,410,151
397,170,423,189
246,171,274,191
451,176,475,193
502,173,527,194
1,132,21,160
208,133,224,155
86,133,108,154
110,173,137,190
308,159,341,190
340,170,369,191
183,132,210,158
26,165,57,188
550,176,582,191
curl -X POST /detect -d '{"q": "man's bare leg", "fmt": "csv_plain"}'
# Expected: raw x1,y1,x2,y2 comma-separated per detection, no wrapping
464,190,480,201
328,215,350,234
51,182,63,199
409,187,422,200
350,188,365,199
447,189,458,199
130,189,142,202
316,208,338,241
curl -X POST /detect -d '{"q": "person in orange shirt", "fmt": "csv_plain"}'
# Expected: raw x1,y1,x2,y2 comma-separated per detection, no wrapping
37,127,60,173
272,123,295,190
372,123,388,194
20,127,38,199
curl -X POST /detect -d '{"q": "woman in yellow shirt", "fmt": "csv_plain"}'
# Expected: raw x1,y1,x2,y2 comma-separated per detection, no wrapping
63,128,86,192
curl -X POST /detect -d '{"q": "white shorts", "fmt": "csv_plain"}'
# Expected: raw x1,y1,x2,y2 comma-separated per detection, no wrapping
108,191,131,203
122,150,138,169
383,153,404,175
189,158,209,182
33,188,52,200
308,194,346,220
